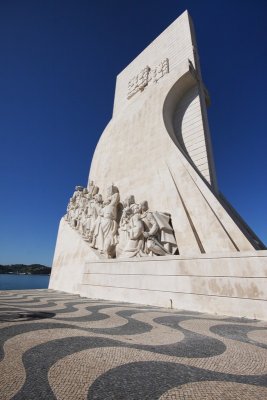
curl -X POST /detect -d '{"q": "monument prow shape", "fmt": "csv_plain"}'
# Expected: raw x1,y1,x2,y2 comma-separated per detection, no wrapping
50,11,267,320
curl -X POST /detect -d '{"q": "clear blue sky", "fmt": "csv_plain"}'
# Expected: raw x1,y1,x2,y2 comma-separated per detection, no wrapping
0,0,266,266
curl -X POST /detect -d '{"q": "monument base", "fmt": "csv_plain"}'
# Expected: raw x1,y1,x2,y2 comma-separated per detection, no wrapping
50,220,267,320
79,252,267,320
49,218,100,294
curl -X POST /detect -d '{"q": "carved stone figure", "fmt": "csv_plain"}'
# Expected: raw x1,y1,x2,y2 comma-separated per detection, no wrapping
72,186,83,203
64,183,178,258
90,185,120,258
140,201,177,256
116,195,137,257
122,195,136,209
71,205,80,229
64,199,73,222
65,186,81,221
87,181,99,199
120,204,146,258
79,188,88,210
86,193,103,241
78,208,87,236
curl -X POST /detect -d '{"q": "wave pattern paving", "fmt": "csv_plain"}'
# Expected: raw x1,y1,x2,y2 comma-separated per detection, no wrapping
0,289,266,399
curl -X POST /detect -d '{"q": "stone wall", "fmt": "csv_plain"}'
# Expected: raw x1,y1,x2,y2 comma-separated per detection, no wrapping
80,251,267,320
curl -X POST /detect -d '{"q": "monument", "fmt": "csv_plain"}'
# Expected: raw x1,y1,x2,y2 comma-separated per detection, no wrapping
49,11,267,320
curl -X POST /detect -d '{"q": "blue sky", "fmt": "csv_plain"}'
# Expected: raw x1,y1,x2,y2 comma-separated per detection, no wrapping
0,0,266,266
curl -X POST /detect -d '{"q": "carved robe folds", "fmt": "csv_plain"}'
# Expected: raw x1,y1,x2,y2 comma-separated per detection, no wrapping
120,210,146,258
91,192,120,258
148,211,178,255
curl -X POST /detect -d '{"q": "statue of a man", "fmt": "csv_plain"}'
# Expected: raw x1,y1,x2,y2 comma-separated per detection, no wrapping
140,201,176,256
79,188,88,210
116,195,136,257
120,204,146,258
72,186,83,204
86,193,103,241
65,186,82,222
90,185,120,258
87,181,99,199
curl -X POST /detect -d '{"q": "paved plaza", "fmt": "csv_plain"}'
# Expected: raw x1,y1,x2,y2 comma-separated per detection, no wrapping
0,289,267,399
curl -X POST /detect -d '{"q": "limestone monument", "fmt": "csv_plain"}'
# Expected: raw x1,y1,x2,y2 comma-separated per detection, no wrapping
49,11,267,320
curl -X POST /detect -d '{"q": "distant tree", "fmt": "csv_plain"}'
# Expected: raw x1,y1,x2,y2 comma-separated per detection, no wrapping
0,264,51,275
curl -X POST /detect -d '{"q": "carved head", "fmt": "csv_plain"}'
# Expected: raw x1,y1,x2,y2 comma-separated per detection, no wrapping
95,194,103,203
132,204,141,214
107,184,119,197
92,186,99,196
124,195,135,207
123,206,133,216
140,201,148,213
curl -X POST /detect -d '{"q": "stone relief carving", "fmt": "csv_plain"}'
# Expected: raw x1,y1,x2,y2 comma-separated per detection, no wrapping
153,58,169,83
65,183,178,259
127,58,169,99
127,66,151,99
89,185,120,258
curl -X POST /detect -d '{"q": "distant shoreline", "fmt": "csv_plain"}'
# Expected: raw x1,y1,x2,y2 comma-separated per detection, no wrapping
0,272,50,275
0,264,51,276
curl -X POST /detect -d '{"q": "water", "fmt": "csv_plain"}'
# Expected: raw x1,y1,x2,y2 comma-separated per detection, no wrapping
0,274,50,290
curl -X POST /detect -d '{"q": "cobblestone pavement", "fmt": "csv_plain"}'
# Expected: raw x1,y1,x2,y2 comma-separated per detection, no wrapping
0,290,266,399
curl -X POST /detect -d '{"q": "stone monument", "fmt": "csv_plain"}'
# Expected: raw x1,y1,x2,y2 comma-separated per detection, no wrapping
49,11,267,320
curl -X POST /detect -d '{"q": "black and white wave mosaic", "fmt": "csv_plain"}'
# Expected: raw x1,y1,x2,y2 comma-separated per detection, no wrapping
0,290,267,399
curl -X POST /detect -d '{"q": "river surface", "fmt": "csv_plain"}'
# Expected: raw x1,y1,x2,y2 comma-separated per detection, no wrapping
0,274,50,290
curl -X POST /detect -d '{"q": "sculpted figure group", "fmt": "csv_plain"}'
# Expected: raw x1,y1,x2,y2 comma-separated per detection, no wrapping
65,182,178,259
